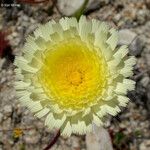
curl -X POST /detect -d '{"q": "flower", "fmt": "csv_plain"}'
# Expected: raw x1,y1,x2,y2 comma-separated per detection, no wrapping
14,16,136,137
13,128,23,138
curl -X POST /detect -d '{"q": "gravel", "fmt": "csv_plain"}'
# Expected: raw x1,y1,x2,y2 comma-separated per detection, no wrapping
0,113,3,123
0,0,150,149
118,29,137,45
3,105,13,117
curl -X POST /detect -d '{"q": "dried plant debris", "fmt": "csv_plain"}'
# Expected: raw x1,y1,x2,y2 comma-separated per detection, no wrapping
0,31,14,63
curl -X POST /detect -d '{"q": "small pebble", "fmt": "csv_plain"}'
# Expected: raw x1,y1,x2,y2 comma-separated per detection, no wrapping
3,105,12,116
140,76,150,88
0,113,3,123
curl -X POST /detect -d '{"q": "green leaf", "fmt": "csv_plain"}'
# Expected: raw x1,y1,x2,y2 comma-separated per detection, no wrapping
114,132,125,144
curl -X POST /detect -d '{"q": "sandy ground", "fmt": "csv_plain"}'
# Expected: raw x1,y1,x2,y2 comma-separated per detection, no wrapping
0,0,150,150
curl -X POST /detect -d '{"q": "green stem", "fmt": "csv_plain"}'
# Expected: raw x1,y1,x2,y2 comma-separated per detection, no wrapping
73,0,89,21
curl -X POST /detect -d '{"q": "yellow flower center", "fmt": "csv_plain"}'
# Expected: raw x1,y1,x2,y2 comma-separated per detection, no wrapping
67,70,82,86
37,38,108,110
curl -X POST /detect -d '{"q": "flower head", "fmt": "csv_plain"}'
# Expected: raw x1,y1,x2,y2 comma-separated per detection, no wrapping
14,16,136,136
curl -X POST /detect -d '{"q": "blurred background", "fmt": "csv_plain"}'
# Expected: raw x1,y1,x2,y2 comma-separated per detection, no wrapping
0,0,150,150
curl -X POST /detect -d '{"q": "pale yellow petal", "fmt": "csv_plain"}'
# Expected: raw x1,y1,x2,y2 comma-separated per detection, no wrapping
117,95,129,107
91,19,101,33
120,66,134,77
106,28,118,50
115,83,128,95
28,101,43,113
113,45,128,58
79,16,92,41
123,79,135,91
45,113,55,129
93,114,103,126
61,121,72,137
124,56,136,66
14,56,38,73
35,107,50,118
14,81,30,90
